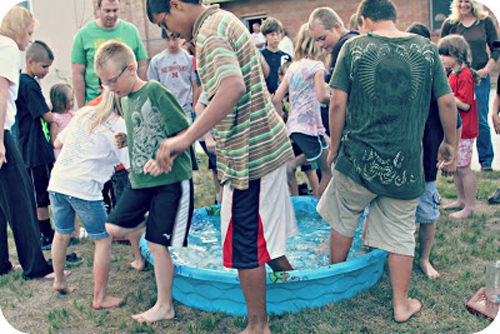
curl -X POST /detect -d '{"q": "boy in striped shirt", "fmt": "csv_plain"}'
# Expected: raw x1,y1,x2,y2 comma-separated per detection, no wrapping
147,0,296,331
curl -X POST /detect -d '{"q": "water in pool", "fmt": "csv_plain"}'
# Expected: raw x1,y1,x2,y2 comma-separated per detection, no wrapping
170,208,367,272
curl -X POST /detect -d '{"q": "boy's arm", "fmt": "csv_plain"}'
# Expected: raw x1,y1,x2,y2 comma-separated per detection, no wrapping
72,63,86,109
50,122,58,144
327,88,348,166
0,77,9,167
492,93,500,134
192,80,201,107
42,111,54,123
53,137,63,149
156,75,246,172
436,92,457,171
137,59,147,81
260,53,270,78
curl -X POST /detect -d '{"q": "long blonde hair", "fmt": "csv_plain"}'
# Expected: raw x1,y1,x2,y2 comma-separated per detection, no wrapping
0,6,38,43
293,23,327,63
78,88,122,133
448,0,489,24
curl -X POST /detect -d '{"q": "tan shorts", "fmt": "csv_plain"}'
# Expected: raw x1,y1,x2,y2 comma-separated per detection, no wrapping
317,169,419,256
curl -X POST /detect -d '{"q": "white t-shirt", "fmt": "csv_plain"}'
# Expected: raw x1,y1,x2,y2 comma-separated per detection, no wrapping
279,36,294,58
147,49,196,122
48,111,130,201
252,32,266,51
0,35,21,131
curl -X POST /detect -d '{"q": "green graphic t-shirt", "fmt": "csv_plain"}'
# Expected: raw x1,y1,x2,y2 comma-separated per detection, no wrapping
121,81,192,189
331,33,452,200
71,20,147,104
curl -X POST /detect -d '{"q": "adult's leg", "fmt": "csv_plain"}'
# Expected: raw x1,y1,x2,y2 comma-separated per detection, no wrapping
418,222,440,279
0,209,13,275
0,131,52,279
329,228,354,264
132,242,175,322
475,76,494,167
389,253,422,322
239,266,271,334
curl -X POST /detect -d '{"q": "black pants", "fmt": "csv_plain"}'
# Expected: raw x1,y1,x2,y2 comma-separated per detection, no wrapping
0,131,52,279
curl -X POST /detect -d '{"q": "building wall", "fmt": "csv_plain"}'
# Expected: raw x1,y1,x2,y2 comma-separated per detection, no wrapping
217,0,431,42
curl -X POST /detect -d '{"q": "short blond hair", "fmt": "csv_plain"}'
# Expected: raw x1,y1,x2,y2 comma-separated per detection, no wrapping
94,40,136,75
0,6,38,43
308,7,344,31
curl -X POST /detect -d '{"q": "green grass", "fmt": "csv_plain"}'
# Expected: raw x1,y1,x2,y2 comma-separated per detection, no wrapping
0,154,499,333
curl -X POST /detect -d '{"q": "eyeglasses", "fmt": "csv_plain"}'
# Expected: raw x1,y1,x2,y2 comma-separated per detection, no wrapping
102,65,127,87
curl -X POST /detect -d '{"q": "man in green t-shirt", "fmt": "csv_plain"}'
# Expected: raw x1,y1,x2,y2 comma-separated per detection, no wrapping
317,0,458,323
71,0,147,108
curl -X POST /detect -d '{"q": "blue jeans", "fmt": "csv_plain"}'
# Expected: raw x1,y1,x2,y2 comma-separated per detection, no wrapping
475,76,494,166
49,191,108,240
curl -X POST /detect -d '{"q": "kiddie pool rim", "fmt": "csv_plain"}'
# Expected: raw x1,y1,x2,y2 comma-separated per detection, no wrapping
139,196,388,316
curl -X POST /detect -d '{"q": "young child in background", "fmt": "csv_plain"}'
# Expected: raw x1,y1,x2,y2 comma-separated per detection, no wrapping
49,82,75,160
439,34,478,219
278,60,320,197
48,89,129,309
95,40,194,323
15,40,56,250
261,17,292,95
148,28,200,124
273,23,331,197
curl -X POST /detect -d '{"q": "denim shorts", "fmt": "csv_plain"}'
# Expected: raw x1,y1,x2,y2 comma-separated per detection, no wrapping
49,191,109,239
415,181,440,224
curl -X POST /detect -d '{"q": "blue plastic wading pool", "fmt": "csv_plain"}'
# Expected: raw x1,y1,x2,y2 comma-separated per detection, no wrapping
139,196,388,316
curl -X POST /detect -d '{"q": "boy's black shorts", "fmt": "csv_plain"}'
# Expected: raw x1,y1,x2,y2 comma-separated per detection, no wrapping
107,179,194,247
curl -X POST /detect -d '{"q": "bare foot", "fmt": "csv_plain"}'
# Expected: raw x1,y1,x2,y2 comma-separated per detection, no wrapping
449,208,475,219
53,283,77,295
419,260,440,280
131,304,175,323
442,201,464,210
394,298,421,323
130,259,146,271
239,326,272,334
93,296,124,309
43,270,71,281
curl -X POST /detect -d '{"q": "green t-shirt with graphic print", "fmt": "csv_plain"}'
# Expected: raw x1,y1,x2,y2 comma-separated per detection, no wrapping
121,81,192,189
330,33,452,200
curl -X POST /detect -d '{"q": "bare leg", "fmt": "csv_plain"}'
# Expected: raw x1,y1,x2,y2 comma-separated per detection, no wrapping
418,222,440,279
449,166,476,219
267,255,293,271
329,228,353,265
304,169,320,198
37,207,50,221
211,171,223,204
131,242,175,322
92,236,123,309
389,253,421,322
128,228,146,271
239,266,271,334
51,232,76,294
286,155,307,192
316,149,332,197
289,172,299,196
442,173,465,210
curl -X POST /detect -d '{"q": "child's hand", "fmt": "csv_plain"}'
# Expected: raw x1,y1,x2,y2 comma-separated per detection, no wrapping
0,142,7,169
114,132,127,148
143,159,164,176
492,113,500,135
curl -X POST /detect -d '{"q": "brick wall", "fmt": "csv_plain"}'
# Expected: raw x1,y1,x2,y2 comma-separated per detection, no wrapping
217,0,431,42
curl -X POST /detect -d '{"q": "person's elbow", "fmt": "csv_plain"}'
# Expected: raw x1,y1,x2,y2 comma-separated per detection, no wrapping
227,77,246,100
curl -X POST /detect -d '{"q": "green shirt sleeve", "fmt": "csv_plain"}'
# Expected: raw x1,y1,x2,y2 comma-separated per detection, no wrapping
70,30,85,64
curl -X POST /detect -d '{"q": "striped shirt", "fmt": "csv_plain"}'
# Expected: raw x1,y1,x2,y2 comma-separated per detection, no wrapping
193,5,293,190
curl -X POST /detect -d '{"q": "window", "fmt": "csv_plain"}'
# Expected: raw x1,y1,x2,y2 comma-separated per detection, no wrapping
430,0,452,31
